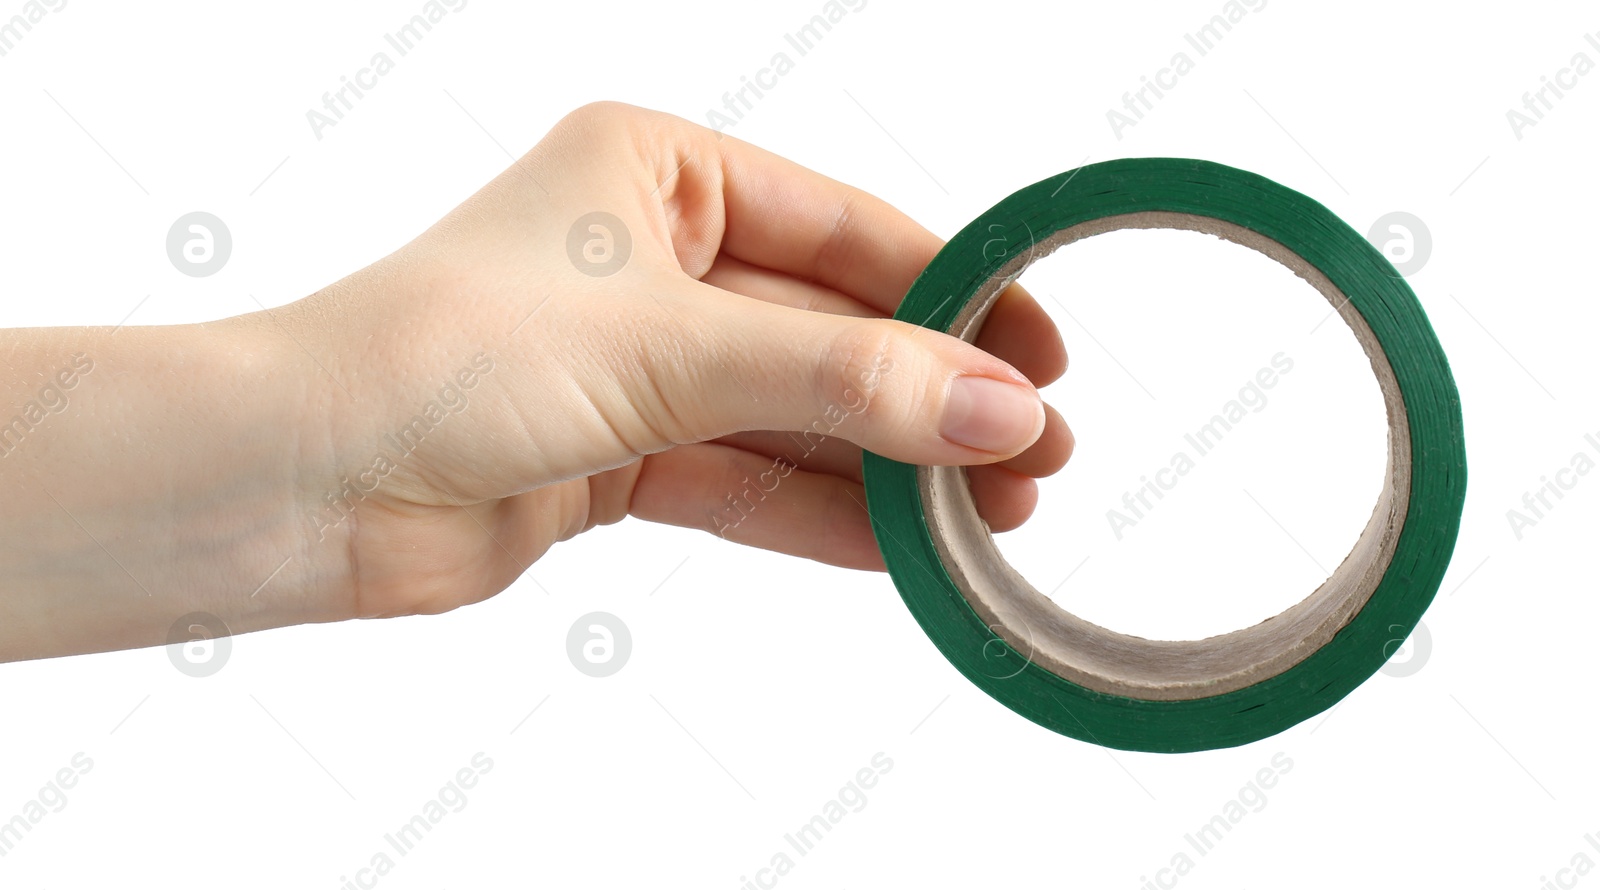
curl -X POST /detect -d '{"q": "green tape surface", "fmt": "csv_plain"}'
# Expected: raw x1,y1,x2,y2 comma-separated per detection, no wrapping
862,158,1466,753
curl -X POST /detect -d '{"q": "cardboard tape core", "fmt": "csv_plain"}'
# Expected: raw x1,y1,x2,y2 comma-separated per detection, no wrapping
919,211,1412,701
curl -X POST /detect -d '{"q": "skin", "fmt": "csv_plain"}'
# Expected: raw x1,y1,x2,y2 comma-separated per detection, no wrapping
0,102,1072,663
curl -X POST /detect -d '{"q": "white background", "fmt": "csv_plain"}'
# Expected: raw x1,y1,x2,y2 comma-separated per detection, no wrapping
1,1,1596,886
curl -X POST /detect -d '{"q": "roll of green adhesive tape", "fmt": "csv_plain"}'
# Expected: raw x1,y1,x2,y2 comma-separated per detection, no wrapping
861,158,1465,753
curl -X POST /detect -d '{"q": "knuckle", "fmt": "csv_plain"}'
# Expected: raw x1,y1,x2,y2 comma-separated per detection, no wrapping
811,191,861,283
551,102,651,146
562,100,634,128
821,322,904,430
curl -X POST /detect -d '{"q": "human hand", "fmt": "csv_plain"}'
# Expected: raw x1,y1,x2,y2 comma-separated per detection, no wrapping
264,101,1074,621
0,102,1071,659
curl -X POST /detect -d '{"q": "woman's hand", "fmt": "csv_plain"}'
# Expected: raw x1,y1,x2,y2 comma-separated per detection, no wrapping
0,102,1071,660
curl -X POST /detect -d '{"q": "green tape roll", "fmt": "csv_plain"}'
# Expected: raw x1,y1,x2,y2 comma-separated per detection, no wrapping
862,158,1465,753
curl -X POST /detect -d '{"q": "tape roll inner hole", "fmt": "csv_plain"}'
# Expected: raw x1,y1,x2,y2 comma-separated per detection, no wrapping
922,211,1412,701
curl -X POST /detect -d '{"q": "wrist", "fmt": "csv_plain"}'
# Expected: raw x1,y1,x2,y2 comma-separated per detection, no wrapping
0,316,356,661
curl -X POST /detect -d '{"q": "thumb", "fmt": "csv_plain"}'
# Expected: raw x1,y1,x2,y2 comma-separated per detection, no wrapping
641,279,1046,465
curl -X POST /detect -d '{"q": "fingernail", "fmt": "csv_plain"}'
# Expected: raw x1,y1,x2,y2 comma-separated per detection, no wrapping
940,376,1044,454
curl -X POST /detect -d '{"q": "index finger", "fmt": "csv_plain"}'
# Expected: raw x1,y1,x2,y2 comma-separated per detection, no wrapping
636,107,1064,386
710,129,944,315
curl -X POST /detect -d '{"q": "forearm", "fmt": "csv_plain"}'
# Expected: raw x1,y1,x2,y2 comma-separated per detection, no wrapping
0,318,351,661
